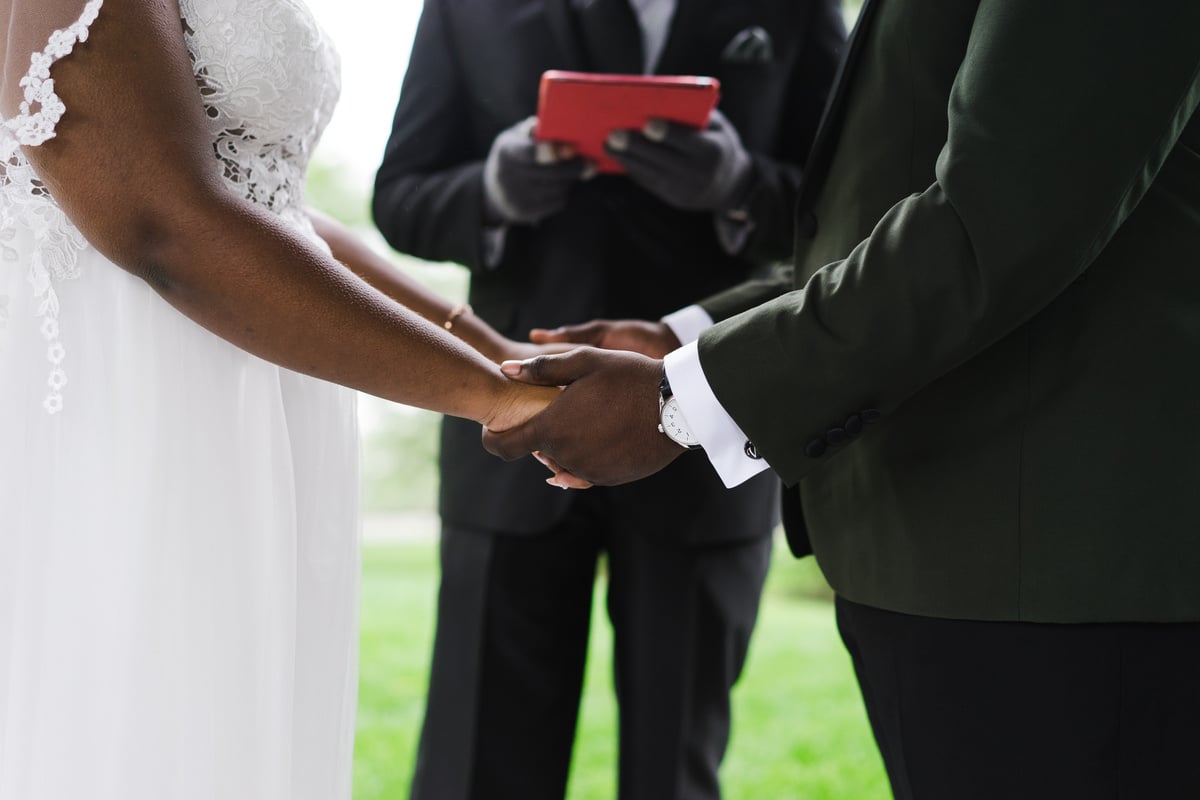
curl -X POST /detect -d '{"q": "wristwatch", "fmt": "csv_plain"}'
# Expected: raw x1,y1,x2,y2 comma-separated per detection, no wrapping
658,369,702,450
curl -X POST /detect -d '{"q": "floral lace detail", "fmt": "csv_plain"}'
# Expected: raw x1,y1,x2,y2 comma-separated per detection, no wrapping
1,0,340,414
2,0,103,149
0,0,104,414
181,0,340,222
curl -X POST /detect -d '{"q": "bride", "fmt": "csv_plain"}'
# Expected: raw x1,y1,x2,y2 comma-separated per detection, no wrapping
0,0,560,797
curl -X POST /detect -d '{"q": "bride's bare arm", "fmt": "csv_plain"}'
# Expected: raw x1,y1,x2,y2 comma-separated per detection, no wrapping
0,0,553,430
306,208,519,363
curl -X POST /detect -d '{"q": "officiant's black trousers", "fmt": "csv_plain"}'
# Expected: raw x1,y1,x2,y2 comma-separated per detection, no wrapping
836,596,1200,800
410,499,772,800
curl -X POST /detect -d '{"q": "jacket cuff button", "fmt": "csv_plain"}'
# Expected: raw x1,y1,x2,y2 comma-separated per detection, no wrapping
804,438,828,458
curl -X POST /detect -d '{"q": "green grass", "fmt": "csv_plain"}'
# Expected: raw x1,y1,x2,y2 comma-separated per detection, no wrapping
354,536,891,800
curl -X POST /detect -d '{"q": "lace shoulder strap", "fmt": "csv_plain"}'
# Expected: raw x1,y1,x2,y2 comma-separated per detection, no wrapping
1,0,104,155
1,0,105,414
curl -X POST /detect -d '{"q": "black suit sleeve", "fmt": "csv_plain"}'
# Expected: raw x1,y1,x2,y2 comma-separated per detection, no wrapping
372,0,489,271
730,0,846,261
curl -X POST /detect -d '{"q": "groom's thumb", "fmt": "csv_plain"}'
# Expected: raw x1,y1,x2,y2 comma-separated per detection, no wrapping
500,348,596,386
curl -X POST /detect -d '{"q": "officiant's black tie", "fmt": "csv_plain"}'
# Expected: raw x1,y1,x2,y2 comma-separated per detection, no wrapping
572,0,644,74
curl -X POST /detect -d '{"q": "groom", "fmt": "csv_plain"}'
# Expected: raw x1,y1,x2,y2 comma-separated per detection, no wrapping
486,0,1200,797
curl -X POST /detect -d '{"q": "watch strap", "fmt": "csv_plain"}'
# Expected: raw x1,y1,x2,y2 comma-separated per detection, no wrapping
658,367,701,450
659,368,674,401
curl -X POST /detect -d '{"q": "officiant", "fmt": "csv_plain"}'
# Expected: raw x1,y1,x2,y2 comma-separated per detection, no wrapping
372,1,845,797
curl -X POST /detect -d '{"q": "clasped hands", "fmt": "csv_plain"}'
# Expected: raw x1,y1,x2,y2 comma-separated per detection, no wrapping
483,320,686,489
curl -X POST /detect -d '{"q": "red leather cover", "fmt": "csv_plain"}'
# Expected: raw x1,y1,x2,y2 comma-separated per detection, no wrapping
534,70,721,174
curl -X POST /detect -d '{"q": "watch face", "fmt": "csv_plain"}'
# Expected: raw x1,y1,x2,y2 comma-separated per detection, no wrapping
660,396,701,448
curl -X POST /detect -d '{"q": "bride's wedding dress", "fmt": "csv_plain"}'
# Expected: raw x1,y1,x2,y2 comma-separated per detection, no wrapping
0,1,360,798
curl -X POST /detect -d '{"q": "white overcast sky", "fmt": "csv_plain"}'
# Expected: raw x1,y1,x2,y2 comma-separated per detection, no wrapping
306,0,425,194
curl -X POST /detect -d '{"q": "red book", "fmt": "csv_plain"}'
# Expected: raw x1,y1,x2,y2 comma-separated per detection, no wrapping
534,70,721,174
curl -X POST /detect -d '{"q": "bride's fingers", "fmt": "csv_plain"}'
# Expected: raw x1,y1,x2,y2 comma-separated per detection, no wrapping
546,470,593,490
532,449,558,473
533,450,594,490
529,322,605,345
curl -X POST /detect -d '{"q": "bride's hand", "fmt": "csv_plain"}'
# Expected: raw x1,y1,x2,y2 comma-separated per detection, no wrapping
532,450,593,490
530,318,681,358
480,378,560,433
456,317,576,365
479,371,594,489
494,338,578,363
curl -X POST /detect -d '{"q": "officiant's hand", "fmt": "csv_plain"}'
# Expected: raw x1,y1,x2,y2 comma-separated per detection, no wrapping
484,117,594,225
529,318,681,358
483,348,684,486
605,109,752,213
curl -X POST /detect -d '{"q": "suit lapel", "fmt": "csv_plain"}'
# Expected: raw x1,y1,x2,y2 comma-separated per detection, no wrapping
543,0,590,71
795,0,881,233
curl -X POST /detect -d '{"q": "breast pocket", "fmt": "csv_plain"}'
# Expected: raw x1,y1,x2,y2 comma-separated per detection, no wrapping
713,60,790,149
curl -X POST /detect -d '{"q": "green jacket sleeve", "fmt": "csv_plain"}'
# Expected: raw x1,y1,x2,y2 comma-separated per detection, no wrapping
698,262,794,322
698,0,1200,484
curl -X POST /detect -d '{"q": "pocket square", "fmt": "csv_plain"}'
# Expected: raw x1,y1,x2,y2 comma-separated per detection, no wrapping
721,25,774,63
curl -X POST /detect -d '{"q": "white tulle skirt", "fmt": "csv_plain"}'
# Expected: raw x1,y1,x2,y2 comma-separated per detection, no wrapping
0,236,361,800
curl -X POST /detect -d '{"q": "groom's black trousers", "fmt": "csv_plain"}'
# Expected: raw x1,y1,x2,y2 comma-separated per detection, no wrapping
836,596,1200,800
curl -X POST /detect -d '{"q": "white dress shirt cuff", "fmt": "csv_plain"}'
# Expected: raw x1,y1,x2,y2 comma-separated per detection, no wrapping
663,341,770,488
481,224,509,270
661,305,713,346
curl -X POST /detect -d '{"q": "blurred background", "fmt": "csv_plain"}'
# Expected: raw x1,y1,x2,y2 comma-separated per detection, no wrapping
303,1,885,797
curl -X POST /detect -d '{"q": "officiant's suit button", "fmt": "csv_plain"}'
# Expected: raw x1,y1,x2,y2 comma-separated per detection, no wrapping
861,408,882,424
844,414,863,436
804,438,827,458
825,427,849,446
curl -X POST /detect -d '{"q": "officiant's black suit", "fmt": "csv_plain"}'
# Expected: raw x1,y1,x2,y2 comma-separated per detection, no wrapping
373,1,844,797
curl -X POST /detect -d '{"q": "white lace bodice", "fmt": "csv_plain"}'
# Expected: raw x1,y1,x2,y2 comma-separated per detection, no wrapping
183,0,341,228
0,0,341,413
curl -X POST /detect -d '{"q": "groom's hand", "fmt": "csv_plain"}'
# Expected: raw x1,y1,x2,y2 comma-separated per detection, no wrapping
529,319,681,358
482,348,685,486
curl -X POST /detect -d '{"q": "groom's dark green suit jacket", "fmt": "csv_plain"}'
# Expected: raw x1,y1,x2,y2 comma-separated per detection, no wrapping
697,0,1200,623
